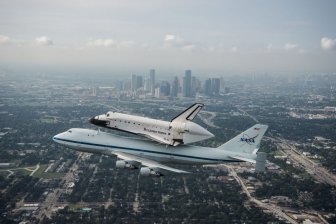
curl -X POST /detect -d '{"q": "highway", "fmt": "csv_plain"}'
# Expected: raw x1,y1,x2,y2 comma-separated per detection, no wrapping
198,111,219,128
276,140,336,187
226,165,298,224
237,108,259,123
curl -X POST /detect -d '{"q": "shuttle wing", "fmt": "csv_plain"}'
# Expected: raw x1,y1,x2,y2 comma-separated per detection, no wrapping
138,133,182,146
171,103,204,122
138,133,172,145
112,151,190,173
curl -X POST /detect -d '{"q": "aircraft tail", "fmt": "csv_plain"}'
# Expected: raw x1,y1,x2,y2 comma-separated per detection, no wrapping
218,124,268,154
171,103,204,122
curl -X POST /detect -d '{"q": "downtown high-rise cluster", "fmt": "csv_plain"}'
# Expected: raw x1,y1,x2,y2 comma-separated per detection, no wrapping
115,69,226,99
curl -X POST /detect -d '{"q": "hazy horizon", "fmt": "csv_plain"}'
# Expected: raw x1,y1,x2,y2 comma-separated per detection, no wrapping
1,0,336,76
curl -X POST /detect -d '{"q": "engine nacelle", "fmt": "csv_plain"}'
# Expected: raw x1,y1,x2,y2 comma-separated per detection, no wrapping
140,167,163,177
116,160,137,169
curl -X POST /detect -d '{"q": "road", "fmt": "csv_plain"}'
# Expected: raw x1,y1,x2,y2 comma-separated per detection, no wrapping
30,163,40,176
35,153,83,222
226,165,298,224
237,108,259,123
198,111,219,128
276,140,336,187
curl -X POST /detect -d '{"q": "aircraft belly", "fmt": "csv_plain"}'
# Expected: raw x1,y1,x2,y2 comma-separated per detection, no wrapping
140,154,172,163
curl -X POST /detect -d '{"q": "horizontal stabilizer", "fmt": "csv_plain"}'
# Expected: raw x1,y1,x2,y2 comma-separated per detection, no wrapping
229,155,256,163
171,103,204,122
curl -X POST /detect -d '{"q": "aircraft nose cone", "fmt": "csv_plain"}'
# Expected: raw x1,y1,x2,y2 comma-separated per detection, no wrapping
89,116,96,124
89,116,108,127
53,133,63,143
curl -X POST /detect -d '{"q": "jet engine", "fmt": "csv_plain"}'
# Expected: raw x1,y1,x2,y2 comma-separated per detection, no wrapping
115,160,138,169
140,167,163,177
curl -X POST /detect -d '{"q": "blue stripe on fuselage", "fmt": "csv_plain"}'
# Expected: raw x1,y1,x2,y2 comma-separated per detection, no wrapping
53,137,240,163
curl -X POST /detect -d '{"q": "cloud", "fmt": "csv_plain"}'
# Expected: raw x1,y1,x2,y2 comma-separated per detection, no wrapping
86,39,137,49
87,38,116,47
0,35,10,44
266,43,274,52
266,43,302,53
284,43,297,50
230,47,238,53
321,37,336,50
164,34,183,45
163,34,196,51
35,36,53,46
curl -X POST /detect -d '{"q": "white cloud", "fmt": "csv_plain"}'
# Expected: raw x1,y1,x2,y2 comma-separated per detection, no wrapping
164,34,183,45
86,39,137,48
181,44,196,51
119,40,135,48
266,43,275,52
87,38,116,47
321,37,336,50
266,43,302,53
164,34,177,41
285,43,297,51
284,43,297,50
35,36,53,46
230,47,238,53
0,35,10,44
163,34,196,51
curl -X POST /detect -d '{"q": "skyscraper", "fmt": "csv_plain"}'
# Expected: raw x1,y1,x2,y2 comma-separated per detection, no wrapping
150,69,155,95
212,78,220,96
205,78,212,96
144,77,150,92
183,69,192,97
136,75,143,89
160,81,170,96
171,76,179,97
131,74,137,91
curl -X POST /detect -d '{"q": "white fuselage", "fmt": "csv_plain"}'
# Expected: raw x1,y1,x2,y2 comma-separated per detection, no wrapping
53,128,252,165
90,112,214,146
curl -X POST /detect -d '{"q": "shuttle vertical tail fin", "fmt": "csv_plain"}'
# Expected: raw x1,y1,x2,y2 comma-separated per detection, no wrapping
170,103,204,122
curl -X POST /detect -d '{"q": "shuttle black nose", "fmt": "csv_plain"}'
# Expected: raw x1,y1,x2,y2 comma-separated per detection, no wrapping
89,116,108,127
89,116,96,124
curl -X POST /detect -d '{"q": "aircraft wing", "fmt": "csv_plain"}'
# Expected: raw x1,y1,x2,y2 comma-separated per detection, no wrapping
112,151,190,173
171,103,204,122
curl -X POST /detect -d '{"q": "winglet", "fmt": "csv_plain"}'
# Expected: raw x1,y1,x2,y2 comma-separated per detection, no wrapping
171,103,204,122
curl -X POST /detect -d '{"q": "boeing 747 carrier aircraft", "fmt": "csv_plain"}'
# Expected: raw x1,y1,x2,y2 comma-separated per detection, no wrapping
53,124,268,176
89,103,214,146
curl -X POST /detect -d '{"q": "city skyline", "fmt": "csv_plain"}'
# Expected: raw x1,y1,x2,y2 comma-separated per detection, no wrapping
0,0,336,75
114,69,227,100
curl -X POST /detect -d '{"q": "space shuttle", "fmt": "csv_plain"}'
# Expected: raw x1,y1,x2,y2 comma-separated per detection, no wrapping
89,103,214,146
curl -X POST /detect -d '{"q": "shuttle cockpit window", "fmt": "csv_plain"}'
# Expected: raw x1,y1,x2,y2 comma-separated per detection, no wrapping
106,113,110,117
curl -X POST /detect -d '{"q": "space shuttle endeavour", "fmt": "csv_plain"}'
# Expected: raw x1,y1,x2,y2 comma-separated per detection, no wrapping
89,103,214,146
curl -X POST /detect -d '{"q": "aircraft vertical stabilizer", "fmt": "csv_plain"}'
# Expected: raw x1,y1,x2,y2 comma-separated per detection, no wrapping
217,124,268,154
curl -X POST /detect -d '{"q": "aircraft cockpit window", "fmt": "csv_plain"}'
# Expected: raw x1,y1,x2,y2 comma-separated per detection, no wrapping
68,130,72,133
107,113,110,117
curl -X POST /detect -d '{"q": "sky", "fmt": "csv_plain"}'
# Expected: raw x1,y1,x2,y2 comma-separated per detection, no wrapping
0,0,336,76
